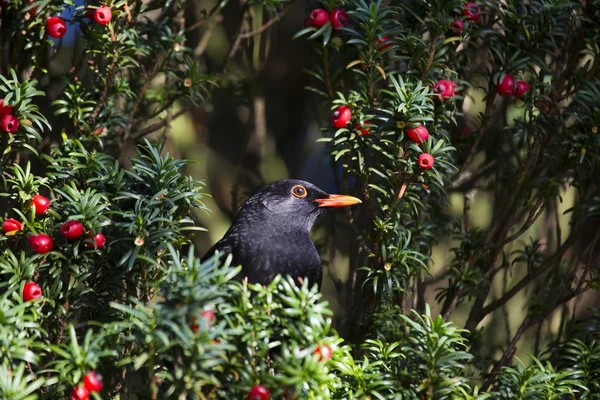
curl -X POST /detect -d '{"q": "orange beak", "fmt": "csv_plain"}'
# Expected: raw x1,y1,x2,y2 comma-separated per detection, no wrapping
314,194,362,208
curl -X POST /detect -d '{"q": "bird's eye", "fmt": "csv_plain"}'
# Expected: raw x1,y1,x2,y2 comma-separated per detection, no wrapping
291,185,307,198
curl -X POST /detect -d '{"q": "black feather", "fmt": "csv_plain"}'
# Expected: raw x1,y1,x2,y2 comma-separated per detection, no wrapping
202,179,346,289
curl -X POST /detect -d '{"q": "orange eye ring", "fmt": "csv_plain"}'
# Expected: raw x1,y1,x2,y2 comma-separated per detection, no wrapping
291,185,307,198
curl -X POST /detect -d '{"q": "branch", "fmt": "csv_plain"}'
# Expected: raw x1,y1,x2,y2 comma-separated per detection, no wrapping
131,107,192,140
451,89,498,182
478,232,578,317
322,47,335,100
482,287,585,391
501,196,546,245
421,35,439,80
86,48,119,129
239,6,291,39
225,3,295,64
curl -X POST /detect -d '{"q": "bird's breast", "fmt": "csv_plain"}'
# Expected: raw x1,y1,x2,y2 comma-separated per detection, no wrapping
236,227,323,288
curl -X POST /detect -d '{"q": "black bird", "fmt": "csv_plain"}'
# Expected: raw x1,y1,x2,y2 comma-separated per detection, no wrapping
202,179,361,288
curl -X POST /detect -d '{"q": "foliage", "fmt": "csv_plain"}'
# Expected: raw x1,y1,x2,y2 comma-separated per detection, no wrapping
1,0,599,398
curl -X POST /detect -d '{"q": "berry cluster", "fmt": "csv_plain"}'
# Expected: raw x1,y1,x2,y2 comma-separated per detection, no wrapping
462,2,481,22
448,2,481,35
331,105,372,136
305,7,349,31
243,344,332,399
329,99,439,170
0,98,19,133
3,194,107,303
496,73,531,98
70,371,103,400
188,304,332,400
45,5,112,39
406,125,435,170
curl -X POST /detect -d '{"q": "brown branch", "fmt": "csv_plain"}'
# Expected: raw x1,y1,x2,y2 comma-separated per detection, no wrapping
449,159,497,192
501,267,512,347
461,140,545,328
573,231,599,294
478,232,578,317
86,48,119,128
127,61,158,122
554,197,562,249
194,15,224,57
482,287,585,391
501,197,546,245
162,106,173,145
482,314,533,391
131,107,192,140
451,89,497,182
421,35,439,80
223,3,250,65
463,190,472,231
322,47,335,99
225,2,295,65
239,5,293,40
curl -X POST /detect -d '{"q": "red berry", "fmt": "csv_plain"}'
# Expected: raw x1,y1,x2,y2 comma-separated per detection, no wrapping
514,80,530,98
1,114,19,133
462,2,481,22
0,99,12,117
86,232,106,249
355,121,371,136
247,385,270,400
83,371,103,392
191,308,215,332
418,153,435,170
46,17,67,38
496,73,515,97
28,234,54,254
61,220,84,240
3,218,22,233
201,309,215,325
406,125,429,143
314,344,333,361
22,282,42,301
93,6,111,25
309,8,329,28
31,194,50,215
329,9,349,31
434,79,456,99
375,36,391,51
331,105,352,128
70,384,90,400
450,19,465,34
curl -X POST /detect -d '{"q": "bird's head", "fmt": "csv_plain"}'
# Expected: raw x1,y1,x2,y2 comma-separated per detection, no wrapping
247,179,362,230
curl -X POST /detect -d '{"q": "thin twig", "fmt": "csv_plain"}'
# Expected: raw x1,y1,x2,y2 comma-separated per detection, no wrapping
502,197,546,245
421,35,438,80
239,5,293,39
162,106,173,145
479,233,578,317
483,287,585,390
194,15,224,57
131,107,192,140
224,3,250,65
322,47,335,99
86,48,119,128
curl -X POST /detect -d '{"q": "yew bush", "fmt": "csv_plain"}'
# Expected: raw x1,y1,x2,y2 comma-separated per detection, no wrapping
1,0,599,399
